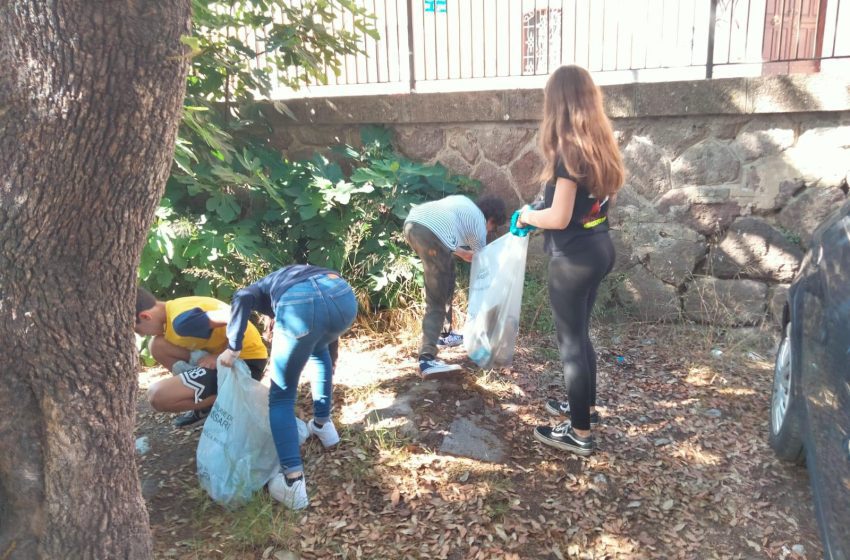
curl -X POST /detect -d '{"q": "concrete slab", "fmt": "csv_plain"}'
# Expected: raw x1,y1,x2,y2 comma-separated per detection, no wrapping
440,417,507,463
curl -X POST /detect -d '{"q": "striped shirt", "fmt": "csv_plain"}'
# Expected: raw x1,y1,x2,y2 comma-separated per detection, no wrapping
404,195,487,252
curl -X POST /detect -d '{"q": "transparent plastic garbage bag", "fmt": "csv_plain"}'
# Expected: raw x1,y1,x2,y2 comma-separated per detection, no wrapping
196,359,281,508
463,233,529,368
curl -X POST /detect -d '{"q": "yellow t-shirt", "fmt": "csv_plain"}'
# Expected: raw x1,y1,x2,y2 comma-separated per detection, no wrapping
163,297,268,361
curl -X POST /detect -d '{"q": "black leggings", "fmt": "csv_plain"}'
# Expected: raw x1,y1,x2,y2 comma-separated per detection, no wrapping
548,233,615,430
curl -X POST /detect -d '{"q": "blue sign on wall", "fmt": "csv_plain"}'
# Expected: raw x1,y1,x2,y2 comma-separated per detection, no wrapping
424,0,447,13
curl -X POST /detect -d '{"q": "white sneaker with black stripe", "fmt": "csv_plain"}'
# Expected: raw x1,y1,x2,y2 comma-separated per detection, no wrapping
307,419,340,448
268,473,309,510
533,421,595,456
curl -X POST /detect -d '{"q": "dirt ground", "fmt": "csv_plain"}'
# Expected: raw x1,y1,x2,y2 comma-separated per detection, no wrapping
136,321,822,559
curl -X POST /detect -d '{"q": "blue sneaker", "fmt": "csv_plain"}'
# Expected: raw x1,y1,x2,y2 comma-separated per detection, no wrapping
419,358,462,379
437,332,464,347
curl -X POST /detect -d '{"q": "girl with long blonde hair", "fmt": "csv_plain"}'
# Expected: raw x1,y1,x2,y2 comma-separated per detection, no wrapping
516,65,624,456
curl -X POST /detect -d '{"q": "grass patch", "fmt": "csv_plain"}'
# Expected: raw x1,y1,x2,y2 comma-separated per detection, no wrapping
521,259,555,334
340,424,413,478
481,474,515,521
183,484,299,557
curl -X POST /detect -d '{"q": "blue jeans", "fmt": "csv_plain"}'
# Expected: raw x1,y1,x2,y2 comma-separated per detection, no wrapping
268,274,358,474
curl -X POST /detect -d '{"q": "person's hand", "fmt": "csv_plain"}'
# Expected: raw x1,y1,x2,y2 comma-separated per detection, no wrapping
510,207,537,237
515,208,527,228
454,247,474,263
196,353,218,369
219,348,241,368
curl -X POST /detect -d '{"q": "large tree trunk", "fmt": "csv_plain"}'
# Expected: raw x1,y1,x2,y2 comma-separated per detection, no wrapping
0,2,190,558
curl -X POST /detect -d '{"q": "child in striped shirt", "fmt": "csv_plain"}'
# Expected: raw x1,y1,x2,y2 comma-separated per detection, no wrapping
404,194,507,378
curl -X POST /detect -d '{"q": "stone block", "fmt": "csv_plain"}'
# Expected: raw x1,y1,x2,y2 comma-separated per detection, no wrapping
609,229,638,273
622,135,673,200
472,160,521,206
440,417,506,463
711,117,746,140
619,209,702,259
436,150,474,177
783,125,850,186
777,186,847,248
601,83,638,118
634,78,748,117
613,184,652,211
639,120,712,159
643,236,707,287
269,127,295,151
707,217,803,282
619,217,706,286
294,125,346,147
685,202,742,236
682,277,768,326
266,95,404,125
479,127,535,165
615,265,681,322
446,128,480,164
672,139,741,187
394,126,445,160
503,89,544,121
510,150,545,202
769,284,791,326
747,74,850,114
731,118,796,162
743,154,806,211
655,185,743,235
406,91,505,123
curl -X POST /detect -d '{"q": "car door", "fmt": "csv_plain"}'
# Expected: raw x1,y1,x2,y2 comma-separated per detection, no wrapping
802,204,850,560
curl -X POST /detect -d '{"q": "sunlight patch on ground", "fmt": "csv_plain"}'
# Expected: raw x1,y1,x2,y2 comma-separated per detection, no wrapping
685,365,728,387
471,373,525,399
671,441,724,466
334,336,418,388
716,387,758,397
339,390,398,425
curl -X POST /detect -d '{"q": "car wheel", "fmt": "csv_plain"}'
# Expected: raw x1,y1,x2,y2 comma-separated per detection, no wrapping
769,321,805,465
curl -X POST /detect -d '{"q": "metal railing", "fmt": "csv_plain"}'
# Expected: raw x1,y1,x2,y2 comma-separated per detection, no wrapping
270,0,850,97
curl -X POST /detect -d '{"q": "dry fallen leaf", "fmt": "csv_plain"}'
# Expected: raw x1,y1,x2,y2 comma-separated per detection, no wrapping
138,325,823,559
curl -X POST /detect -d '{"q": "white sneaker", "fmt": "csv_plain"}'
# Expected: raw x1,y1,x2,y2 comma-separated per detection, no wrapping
307,419,340,448
268,473,309,510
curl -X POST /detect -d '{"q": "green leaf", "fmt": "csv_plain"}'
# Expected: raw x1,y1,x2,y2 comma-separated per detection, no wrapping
360,125,393,149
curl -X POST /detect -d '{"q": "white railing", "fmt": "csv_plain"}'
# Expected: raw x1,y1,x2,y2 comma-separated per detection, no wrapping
269,0,850,98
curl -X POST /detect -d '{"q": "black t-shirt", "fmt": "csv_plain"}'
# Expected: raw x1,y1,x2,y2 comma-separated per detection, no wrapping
542,159,611,256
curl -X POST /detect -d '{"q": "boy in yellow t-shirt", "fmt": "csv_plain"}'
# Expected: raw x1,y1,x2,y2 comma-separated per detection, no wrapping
135,287,269,427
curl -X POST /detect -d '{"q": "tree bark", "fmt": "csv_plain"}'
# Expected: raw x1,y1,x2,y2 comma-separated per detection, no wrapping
0,1,190,558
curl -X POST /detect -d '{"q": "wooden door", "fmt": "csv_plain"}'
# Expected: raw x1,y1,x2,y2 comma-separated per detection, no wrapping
762,0,827,73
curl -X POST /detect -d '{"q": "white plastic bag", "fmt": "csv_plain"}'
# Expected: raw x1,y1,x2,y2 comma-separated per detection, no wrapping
463,233,529,368
196,359,279,508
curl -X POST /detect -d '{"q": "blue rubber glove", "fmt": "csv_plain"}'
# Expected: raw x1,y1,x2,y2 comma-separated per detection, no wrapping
510,207,537,237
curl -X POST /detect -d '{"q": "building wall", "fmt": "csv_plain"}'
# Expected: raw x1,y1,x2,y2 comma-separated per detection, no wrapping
265,74,850,325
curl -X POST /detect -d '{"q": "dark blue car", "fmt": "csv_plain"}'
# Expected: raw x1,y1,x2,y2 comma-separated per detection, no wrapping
771,198,850,560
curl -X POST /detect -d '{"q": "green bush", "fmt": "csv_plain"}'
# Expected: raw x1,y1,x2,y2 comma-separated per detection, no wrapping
138,2,482,312
139,123,479,310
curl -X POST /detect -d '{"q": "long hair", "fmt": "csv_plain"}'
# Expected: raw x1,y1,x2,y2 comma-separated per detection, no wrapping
538,65,625,199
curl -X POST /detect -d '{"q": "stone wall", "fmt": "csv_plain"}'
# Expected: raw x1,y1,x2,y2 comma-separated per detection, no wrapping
265,75,850,325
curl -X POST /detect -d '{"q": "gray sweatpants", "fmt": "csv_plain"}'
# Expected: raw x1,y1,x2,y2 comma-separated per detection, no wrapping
404,221,455,359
